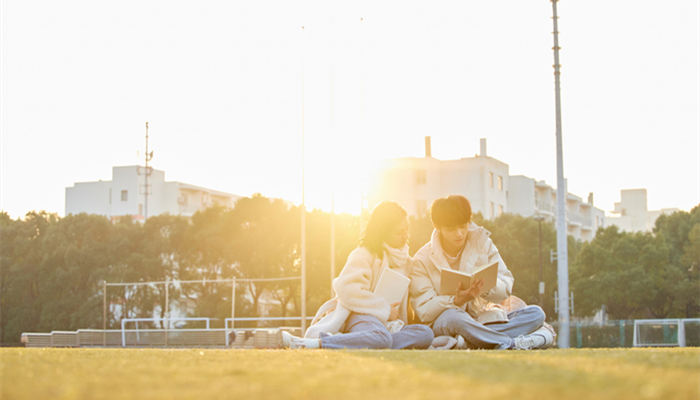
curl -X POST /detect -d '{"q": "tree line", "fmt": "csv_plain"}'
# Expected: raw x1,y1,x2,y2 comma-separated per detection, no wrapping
0,196,697,344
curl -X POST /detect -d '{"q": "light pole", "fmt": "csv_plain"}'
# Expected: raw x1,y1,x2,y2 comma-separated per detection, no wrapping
551,0,570,348
534,215,545,307
300,25,307,335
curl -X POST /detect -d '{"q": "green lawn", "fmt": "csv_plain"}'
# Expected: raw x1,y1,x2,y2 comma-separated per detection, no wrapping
1,348,699,400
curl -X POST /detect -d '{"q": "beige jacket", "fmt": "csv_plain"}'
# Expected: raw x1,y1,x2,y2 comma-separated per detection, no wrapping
304,247,409,338
410,224,514,324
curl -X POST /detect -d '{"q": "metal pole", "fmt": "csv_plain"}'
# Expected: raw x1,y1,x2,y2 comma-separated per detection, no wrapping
102,280,107,346
300,25,307,334
551,0,570,348
538,218,544,307
145,122,149,220
330,196,336,297
330,66,337,298
164,277,169,347
231,277,236,329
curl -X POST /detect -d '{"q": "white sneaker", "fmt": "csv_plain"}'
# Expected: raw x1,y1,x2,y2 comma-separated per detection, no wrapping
531,324,556,348
281,331,320,349
281,331,295,348
456,335,468,349
512,334,544,350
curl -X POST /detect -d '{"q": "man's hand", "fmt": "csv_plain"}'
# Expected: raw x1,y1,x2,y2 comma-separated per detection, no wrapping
453,279,484,307
389,302,400,321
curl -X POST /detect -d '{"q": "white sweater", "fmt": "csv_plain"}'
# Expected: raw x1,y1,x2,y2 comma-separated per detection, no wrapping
304,246,409,338
410,224,514,324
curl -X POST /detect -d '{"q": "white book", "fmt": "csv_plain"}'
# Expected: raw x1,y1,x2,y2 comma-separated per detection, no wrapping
373,267,410,305
439,261,499,297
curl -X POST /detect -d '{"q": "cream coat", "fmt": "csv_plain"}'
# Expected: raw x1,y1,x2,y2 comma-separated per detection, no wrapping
304,246,410,338
410,223,514,324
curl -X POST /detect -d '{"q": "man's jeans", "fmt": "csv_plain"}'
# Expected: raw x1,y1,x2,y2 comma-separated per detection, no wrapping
432,306,545,349
320,313,434,350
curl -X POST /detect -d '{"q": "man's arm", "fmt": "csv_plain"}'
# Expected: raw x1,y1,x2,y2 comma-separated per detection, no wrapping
409,258,462,324
480,238,514,303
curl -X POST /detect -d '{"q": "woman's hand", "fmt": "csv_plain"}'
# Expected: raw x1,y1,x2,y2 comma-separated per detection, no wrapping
453,279,484,307
389,302,400,321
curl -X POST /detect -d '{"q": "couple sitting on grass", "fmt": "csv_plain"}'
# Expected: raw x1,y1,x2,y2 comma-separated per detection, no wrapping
282,195,555,350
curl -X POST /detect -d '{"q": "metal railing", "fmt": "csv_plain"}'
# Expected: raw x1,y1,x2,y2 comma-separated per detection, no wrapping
121,317,213,347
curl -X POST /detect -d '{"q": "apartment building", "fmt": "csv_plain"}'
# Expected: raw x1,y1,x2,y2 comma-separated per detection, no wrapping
65,166,240,220
368,138,605,241
606,189,679,232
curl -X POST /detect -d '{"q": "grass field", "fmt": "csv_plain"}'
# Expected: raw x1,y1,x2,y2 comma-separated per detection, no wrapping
1,348,699,400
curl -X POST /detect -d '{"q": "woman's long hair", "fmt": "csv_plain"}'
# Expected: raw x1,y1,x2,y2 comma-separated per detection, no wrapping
360,201,407,257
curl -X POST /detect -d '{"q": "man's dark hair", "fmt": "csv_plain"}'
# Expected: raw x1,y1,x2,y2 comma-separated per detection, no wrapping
360,201,407,256
430,195,472,228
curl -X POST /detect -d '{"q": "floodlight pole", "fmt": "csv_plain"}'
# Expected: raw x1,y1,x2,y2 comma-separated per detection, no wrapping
164,277,169,346
534,215,545,307
300,25,308,334
143,122,153,221
103,280,107,346
329,63,337,297
231,277,236,329
551,0,570,348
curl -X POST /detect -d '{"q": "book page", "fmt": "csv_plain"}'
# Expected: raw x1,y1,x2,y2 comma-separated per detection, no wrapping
439,261,499,296
472,261,499,293
439,268,473,296
373,267,410,305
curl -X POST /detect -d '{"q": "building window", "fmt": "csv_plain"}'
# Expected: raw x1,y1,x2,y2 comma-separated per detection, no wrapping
121,190,128,202
415,169,427,185
489,172,494,188
497,176,503,191
490,202,495,218
498,205,504,216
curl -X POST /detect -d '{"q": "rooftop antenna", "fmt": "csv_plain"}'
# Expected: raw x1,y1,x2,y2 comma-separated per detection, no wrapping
139,122,154,221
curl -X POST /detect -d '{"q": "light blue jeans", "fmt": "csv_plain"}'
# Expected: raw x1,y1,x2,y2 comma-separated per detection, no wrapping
320,313,434,350
432,305,546,349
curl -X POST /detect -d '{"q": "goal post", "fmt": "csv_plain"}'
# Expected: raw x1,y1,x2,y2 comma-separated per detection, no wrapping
633,319,683,347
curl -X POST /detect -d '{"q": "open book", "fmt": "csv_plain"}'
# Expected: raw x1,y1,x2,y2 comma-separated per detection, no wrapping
373,267,410,305
439,261,499,297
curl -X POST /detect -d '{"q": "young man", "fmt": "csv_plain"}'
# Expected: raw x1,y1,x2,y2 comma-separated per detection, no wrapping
410,195,554,350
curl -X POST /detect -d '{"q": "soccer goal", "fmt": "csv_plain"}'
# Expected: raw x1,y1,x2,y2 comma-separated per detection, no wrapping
633,319,688,347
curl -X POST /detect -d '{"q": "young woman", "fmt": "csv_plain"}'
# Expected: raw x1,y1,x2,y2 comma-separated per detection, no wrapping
282,201,434,349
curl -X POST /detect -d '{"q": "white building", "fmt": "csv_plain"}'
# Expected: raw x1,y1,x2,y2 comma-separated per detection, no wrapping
606,189,679,232
368,138,508,219
508,175,605,242
368,138,605,241
66,166,241,221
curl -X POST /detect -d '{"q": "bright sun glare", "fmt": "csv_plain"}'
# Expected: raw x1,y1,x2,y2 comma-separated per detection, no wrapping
301,142,384,215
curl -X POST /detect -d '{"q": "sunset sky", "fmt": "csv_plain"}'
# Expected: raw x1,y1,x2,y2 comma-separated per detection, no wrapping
1,0,698,218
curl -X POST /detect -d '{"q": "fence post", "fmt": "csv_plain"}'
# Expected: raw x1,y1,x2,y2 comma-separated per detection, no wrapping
164,277,169,347
231,278,236,330
663,323,672,344
619,320,626,347
678,319,686,347
576,322,582,348
103,280,107,346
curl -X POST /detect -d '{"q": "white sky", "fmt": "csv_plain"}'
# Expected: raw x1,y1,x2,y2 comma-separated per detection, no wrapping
1,0,698,218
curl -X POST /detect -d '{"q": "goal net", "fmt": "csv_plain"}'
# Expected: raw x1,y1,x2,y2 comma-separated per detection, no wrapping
633,319,684,347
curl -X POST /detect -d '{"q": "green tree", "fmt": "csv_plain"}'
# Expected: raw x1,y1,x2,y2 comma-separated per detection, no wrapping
654,205,700,317
571,226,681,319
480,213,575,321
1,212,58,343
